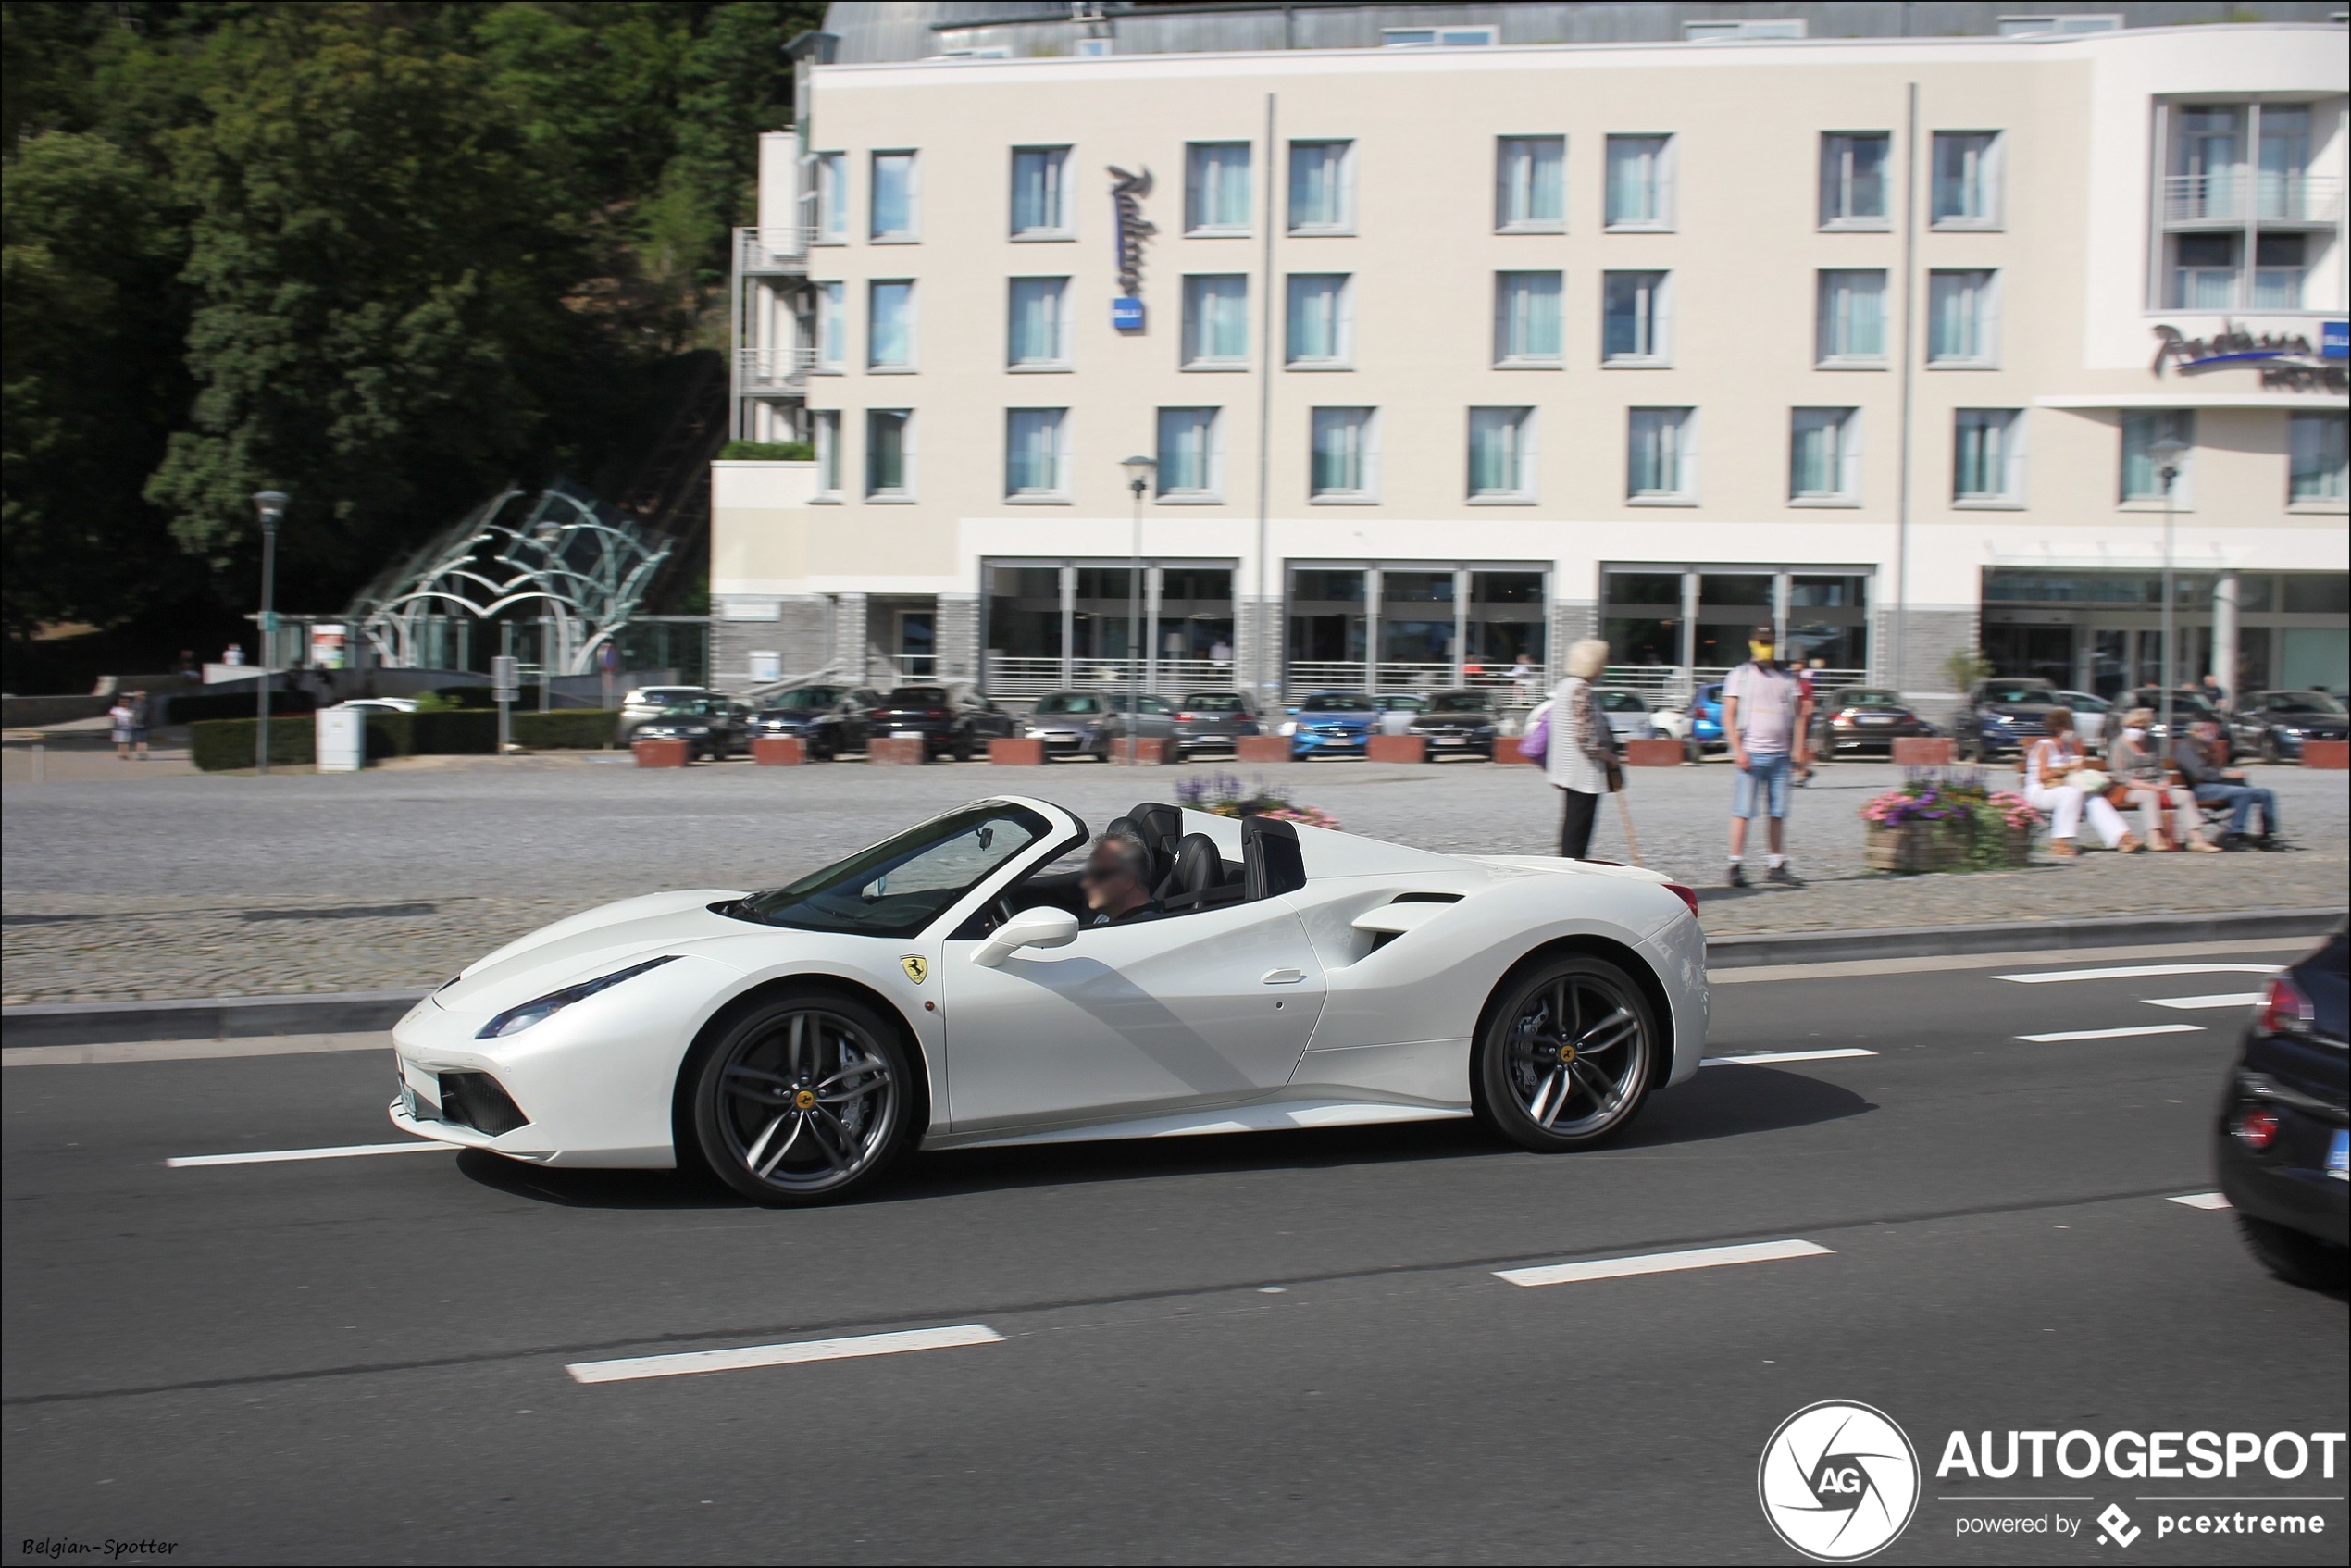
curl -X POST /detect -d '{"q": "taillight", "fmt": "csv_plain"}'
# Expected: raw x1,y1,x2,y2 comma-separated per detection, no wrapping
927,708,951,719
2258,975,2313,1037
1176,712,1196,722
2233,1106,2281,1149
1664,883,1700,918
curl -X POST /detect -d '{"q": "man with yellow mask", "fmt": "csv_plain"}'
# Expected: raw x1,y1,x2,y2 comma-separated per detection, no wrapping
1722,623,1810,888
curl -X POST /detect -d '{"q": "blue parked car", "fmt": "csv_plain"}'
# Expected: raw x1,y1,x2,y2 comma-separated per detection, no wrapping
1282,691,1377,758
1687,682,1727,756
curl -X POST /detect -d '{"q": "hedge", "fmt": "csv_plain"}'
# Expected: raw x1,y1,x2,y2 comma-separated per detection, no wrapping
165,691,317,725
190,716,317,771
717,439,813,461
191,709,620,769
512,709,619,749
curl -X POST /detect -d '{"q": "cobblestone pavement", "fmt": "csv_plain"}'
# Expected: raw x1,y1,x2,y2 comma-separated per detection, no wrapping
4,752,2343,1003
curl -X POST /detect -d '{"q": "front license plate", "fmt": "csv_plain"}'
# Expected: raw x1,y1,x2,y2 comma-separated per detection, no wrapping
1434,736,1465,746
2328,1128,2348,1181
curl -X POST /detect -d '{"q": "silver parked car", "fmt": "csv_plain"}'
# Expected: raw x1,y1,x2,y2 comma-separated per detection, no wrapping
1023,690,1177,761
1170,691,1263,755
1593,688,1661,743
616,685,721,745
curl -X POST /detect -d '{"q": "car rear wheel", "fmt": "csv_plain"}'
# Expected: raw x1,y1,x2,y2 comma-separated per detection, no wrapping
2235,1214,2348,1291
1474,955,1656,1151
690,992,915,1206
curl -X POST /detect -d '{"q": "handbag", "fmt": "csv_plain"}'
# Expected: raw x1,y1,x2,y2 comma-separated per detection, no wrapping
1520,701,1550,766
2063,768,2110,794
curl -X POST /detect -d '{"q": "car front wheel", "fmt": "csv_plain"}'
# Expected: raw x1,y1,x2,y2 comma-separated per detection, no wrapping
690,991,916,1206
1474,954,1656,1151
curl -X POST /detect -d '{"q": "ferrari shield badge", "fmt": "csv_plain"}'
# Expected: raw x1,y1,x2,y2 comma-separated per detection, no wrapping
900,955,929,985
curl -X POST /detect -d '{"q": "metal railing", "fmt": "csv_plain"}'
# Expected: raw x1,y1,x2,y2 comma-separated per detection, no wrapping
982,655,1240,698
736,346,817,391
2160,172,2344,225
734,226,816,273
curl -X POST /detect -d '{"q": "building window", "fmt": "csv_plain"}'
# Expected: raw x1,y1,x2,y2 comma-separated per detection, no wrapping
868,280,914,369
1954,409,2026,504
814,281,845,370
1005,278,1069,369
1931,131,2003,228
866,410,914,498
1496,136,1565,231
2120,410,2193,503
1468,407,1536,501
1011,146,1073,237
1155,407,1223,499
2252,233,2307,310
2287,413,2345,504
1186,142,1252,234
1382,24,1497,46
1005,409,1070,499
1820,132,1890,228
1602,270,1671,364
1181,275,1249,367
1627,408,1698,502
1288,140,1355,233
1790,408,1861,503
811,410,841,497
2158,103,2325,311
1604,135,1673,229
1493,271,1562,366
1285,274,1353,367
1815,270,1887,365
1310,407,1378,500
2169,233,2239,309
1926,270,1999,366
814,152,848,243
870,152,917,241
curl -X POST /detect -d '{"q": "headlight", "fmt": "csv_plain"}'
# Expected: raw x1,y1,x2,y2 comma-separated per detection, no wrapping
1277,720,1298,737
1474,723,1496,735
478,955,682,1040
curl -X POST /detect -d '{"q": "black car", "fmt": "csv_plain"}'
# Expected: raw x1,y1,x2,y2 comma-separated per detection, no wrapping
749,684,883,760
2216,925,2349,1291
1953,677,2062,761
631,695,753,760
2121,687,2233,755
2228,689,2349,764
1822,686,1937,757
868,683,1019,761
1407,690,1501,759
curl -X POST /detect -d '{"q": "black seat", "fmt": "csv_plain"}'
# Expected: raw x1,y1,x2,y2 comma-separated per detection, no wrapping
1157,833,1236,911
1126,802,1184,889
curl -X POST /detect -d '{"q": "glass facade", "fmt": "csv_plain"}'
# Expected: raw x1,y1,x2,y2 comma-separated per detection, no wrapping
1287,564,1549,691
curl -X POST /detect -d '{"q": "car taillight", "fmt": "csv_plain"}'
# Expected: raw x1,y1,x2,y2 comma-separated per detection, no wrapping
2258,975,2313,1037
927,708,951,719
2233,1106,2281,1149
1176,712,1196,722
1664,883,1699,918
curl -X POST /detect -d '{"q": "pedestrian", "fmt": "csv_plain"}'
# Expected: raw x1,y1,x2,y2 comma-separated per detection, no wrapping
1209,636,1232,667
2021,707,2134,857
2198,671,2229,713
221,642,244,666
108,692,137,761
1510,651,1538,702
1723,624,1810,887
2169,717,2280,849
1793,656,1825,785
126,688,151,761
2108,707,2215,852
1546,639,1621,860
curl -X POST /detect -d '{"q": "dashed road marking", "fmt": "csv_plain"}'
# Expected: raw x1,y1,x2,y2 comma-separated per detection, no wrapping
1994,963,2278,985
2144,993,2266,1011
566,1325,1004,1385
1496,1238,1832,1288
2016,1024,2206,1043
1701,1048,1878,1067
2167,1192,2232,1210
166,1140,451,1168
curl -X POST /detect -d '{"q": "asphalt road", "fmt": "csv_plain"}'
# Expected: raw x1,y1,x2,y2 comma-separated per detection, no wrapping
4,940,2345,1565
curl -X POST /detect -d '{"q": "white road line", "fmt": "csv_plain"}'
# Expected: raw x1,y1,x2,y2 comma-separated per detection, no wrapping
1496,1239,1832,1288
2168,1192,2232,1210
566,1325,1004,1385
166,1140,451,1168
2016,1024,2207,1043
1994,963,2278,985
6,1032,393,1067
2144,992,2266,1011
1701,1048,1878,1067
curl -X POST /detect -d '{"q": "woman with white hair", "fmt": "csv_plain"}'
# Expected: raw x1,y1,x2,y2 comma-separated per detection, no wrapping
2108,706,2217,852
1545,639,1621,859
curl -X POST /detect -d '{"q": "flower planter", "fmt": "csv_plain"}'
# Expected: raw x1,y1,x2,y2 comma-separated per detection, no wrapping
750,736,804,765
1891,737,1954,765
1493,737,1537,765
1864,821,2033,873
632,738,690,768
1623,737,1683,767
1365,735,1425,764
988,738,1045,765
1234,736,1291,764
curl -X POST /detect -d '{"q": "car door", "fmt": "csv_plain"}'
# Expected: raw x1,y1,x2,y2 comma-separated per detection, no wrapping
939,898,1328,1134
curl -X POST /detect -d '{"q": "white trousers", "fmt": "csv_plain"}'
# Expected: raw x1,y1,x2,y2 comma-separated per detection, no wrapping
2024,780,2127,846
2120,783,2199,842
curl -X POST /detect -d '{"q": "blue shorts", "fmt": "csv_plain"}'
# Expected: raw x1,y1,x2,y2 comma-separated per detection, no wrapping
1732,751,1793,819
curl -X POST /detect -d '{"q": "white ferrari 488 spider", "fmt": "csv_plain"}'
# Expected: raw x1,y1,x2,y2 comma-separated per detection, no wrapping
390,797,1708,1204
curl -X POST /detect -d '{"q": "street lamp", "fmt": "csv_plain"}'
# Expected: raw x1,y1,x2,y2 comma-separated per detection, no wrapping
1120,454,1156,764
2147,434,2190,750
251,490,290,774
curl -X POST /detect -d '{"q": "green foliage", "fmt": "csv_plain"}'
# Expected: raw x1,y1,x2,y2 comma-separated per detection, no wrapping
718,440,815,461
512,708,619,748
1942,647,1996,691
407,691,462,713
363,709,498,757
163,690,317,725
190,715,317,771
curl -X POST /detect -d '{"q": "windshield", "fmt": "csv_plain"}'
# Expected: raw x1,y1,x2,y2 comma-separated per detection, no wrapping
1379,695,1425,712
1034,693,1101,716
1429,692,1488,714
733,803,1053,938
1184,693,1249,713
886,687,947,706
1597,691,1647,713
2270,691,2345,714
1982,681,2055,705
1837,689,1901,706
767,687,839,712
1302,692,1374,712
657,697,726,717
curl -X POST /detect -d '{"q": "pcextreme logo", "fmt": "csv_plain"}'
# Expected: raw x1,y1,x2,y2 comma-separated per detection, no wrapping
1758,1400,1922,1562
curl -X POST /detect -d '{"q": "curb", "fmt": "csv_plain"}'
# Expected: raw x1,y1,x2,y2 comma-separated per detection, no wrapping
3,907,2341,1049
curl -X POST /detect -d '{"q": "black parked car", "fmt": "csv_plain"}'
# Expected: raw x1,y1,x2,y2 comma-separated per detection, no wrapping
748,684,884,760
868,683,1019,761
1953,677,2063,761
2227,690,2349,764
1170,691,1263,756
2122,687,2232,754
1822,686,1937,757
631,695,753,760
1407,690,1501,759
2215,924,2348,1291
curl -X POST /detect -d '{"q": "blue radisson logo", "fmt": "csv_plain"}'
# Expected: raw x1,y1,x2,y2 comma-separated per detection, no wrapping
1108,164,1153,331
2152,323,2347,392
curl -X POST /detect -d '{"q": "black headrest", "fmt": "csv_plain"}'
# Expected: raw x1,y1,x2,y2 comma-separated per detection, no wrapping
1163,833,1224,900
1127,802,1183,884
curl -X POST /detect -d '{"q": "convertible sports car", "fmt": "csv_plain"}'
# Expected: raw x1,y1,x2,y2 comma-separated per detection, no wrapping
389,798,1709,1204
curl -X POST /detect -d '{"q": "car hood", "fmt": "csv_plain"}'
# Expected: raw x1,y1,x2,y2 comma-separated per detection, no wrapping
436,889,753,1013
1300,712,1374,725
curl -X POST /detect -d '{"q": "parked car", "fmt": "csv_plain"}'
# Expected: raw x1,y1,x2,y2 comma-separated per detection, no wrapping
1648,700,1693,743
1821,687,1938,757
2215,923,2348,1291
1591,688,1659,745
1685,682,1728,759
1094,693,1184,760
2123,687,2233,758
616,685,720,745
1170,691,1263,756
2228,690,2349,763
1374,693,1428,736
1406,690,1500,759
630,694,753,760
868,683,1019,761
1281,691,1378,759
749,684,884,760
331,697,417,716
1023,690,1173,761
1952,677,2064,761
2050,690,2110,746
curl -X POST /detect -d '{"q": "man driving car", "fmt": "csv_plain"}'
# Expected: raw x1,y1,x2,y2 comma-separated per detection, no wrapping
1082,825,1161,926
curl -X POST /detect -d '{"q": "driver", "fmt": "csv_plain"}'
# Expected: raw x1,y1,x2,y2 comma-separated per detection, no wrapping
1081,825,1160,926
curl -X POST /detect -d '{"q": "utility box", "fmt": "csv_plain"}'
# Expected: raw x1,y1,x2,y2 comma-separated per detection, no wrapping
316,705,365,773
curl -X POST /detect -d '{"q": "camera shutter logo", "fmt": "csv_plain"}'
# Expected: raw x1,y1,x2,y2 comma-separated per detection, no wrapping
1757,1400,1920,1562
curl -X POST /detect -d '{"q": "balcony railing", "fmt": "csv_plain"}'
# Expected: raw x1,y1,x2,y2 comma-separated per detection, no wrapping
737,346,816,392
982,655,1239,699
2160,172,2344,225
734,225,815,273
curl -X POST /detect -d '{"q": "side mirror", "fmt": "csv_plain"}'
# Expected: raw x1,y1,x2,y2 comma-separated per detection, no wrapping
975,905,1081,968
